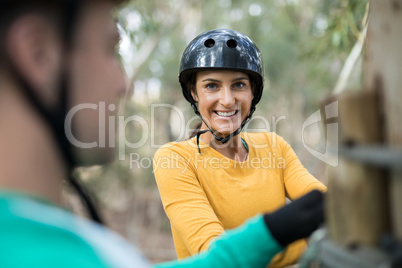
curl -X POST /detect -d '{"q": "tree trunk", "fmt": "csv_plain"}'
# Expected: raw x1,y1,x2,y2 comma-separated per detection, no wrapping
365,0,402,239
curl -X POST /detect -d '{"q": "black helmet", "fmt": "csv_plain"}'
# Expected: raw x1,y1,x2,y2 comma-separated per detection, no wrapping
179,29,264,107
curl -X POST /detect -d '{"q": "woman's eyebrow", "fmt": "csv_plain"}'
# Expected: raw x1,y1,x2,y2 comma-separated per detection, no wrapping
201,77,249,83
202,78,221,82
232,76,249,82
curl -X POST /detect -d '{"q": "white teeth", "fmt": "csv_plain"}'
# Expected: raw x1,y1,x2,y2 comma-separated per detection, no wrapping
216,111,236,117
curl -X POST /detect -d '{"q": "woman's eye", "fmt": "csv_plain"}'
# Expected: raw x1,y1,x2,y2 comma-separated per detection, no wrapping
206,83,217,90
233,82,245,88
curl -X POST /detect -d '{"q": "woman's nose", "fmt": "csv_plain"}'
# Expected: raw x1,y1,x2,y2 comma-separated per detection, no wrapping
219,86,235,107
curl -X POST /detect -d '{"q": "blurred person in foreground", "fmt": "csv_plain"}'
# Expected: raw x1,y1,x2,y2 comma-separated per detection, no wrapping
0,1,324,267
153,29,327,267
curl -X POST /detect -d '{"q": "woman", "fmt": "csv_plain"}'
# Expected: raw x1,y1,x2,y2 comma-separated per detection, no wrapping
153,29,326,267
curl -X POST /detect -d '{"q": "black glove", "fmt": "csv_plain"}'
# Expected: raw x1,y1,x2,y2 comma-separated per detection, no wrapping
263,190,324,247
380,233,402,268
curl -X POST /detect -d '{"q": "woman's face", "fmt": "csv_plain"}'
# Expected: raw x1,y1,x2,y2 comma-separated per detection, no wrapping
192,70,253,137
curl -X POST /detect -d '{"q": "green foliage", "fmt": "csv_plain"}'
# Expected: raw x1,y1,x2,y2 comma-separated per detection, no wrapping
306,0,367,56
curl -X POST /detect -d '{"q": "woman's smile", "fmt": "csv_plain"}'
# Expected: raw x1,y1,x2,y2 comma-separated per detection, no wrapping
214,110,238,117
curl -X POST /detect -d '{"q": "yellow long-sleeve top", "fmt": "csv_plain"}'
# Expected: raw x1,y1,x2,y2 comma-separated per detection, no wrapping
153,132,327,267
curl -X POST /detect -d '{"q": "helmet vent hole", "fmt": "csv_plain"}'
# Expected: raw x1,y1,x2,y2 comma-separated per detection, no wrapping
226,39,237,48
204,39,215,48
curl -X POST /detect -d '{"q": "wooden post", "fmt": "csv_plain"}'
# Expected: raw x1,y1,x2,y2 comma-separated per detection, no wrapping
325,90,389,246
365,0,402,239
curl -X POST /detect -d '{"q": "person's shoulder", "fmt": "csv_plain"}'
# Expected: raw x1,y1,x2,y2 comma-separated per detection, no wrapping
243,132,286,147
154,138,198,159
0,194,150,268
0,195,103,266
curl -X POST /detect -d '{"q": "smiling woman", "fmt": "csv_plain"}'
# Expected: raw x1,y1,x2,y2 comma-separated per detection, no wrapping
153,29,327,268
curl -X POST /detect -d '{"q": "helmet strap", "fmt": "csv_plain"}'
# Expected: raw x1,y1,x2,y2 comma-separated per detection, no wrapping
191,103,256,153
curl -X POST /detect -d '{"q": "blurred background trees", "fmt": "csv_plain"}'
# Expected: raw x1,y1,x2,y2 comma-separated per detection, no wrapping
67,0,368,263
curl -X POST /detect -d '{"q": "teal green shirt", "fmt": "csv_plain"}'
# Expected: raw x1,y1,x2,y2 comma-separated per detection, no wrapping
0,192,282,267
0,191,149,267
